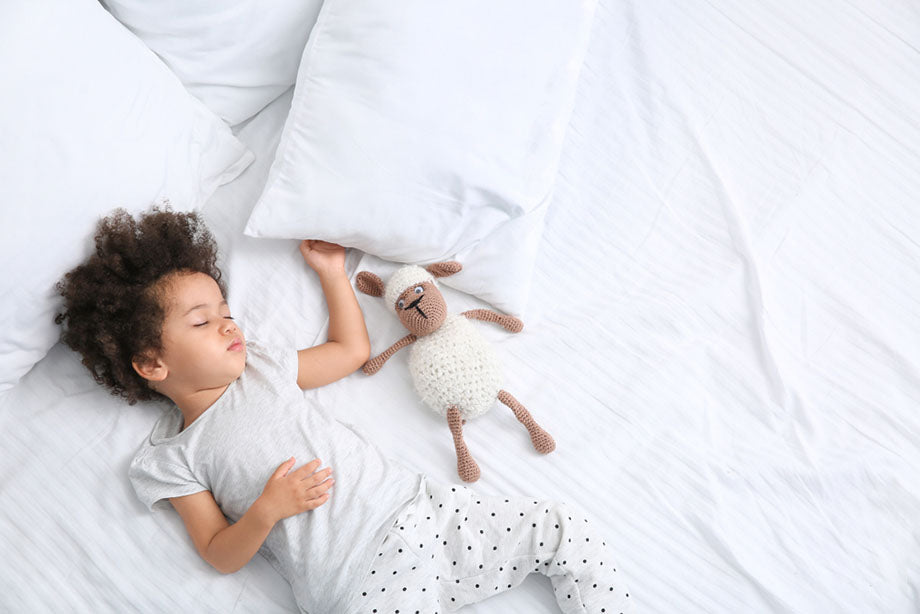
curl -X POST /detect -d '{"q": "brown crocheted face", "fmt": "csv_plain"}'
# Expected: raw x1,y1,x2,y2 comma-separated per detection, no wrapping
395,281,447,336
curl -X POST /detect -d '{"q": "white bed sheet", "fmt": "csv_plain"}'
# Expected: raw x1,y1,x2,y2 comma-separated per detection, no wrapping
3,0,920,612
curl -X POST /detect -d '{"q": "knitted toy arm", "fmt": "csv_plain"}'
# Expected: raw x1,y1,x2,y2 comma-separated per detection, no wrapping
461,309,523,333
362,334,418,375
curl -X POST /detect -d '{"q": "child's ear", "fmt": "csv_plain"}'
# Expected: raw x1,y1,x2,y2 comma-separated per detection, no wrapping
426,261,462,278
356,271,385,297
132,352,167,384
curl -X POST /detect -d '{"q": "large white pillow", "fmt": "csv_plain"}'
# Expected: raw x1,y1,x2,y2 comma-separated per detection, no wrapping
0,0,253,393
245,0,597,315
100,0,324,126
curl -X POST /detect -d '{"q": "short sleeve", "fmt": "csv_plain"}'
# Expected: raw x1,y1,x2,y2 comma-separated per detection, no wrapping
245,339,300,388
129,456,208,511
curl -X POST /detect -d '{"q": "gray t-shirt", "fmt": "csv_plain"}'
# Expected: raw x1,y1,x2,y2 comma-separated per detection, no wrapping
129,340,421,613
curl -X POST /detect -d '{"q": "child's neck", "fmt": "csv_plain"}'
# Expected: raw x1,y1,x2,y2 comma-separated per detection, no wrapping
167,384,231,431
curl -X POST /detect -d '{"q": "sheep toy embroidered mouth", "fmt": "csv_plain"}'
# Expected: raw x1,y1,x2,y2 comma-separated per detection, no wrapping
356,261,555,482
403,296,427,318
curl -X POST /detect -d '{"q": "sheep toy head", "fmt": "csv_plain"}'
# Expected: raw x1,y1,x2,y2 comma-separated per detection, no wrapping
356,261,461,336
356,261,554,482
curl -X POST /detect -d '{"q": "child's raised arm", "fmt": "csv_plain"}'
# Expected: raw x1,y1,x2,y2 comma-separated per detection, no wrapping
295,240,371,389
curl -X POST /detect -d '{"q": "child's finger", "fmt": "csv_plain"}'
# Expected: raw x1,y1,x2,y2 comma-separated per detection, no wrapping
303,492,330,511
291,458,323,478
306,477,334,498
272,457,296,478
301,467,332,483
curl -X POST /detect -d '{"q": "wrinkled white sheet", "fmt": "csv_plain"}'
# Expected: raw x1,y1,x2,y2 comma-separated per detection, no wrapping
2,0,919,612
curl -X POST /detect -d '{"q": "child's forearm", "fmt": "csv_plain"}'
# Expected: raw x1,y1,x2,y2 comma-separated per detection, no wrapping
319,271,371,360
203,498,276,574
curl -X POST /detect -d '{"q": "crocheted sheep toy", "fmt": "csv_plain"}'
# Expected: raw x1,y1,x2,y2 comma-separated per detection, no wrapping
356,261,555,482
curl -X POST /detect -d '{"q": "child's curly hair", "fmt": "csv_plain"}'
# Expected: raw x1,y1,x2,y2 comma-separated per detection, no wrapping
55,206,226,405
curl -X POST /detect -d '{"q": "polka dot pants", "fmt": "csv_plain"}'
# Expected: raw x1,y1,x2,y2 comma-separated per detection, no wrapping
354,477,633,613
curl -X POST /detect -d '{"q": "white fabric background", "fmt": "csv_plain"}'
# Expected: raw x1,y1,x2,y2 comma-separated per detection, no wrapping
1,0,919,612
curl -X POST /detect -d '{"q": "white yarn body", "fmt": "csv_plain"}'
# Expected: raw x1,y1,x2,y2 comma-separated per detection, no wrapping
408,314,502,419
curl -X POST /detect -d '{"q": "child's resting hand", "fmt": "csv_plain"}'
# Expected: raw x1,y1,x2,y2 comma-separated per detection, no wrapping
256,457,333,525
299,240,346,279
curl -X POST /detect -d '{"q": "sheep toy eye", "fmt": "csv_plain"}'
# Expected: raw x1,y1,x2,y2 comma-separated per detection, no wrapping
414,286,424,294
397,300,405,309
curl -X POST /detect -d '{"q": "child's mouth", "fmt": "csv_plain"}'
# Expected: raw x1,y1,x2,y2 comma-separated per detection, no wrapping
228,338,243,351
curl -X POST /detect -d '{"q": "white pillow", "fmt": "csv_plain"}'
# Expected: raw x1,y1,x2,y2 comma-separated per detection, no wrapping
0,0,253,393
245,0,597,314
100,0,324,126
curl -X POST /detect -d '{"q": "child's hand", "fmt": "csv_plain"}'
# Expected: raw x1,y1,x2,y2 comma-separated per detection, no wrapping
299,240,346,279
256,458,333,525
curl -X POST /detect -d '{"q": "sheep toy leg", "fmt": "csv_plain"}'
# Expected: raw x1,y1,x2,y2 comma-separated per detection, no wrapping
447,406,481,482
498,390,556,454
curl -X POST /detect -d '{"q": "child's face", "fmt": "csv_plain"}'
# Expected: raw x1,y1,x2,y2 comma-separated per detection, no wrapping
156,271,246,392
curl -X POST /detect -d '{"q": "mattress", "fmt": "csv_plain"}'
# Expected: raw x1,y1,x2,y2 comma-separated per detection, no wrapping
2,0,920,612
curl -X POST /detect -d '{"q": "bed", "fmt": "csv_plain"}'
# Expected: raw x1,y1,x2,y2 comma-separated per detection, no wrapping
2,0,919,612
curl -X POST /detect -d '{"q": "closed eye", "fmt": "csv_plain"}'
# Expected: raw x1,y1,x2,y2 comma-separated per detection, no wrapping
194,316,232,327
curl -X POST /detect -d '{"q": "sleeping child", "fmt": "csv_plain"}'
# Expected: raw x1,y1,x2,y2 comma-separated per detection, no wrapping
54,206,633,614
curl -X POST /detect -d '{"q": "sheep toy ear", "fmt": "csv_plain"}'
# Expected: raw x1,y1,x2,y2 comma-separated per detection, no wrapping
425,261,462,278
356,271,385,297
